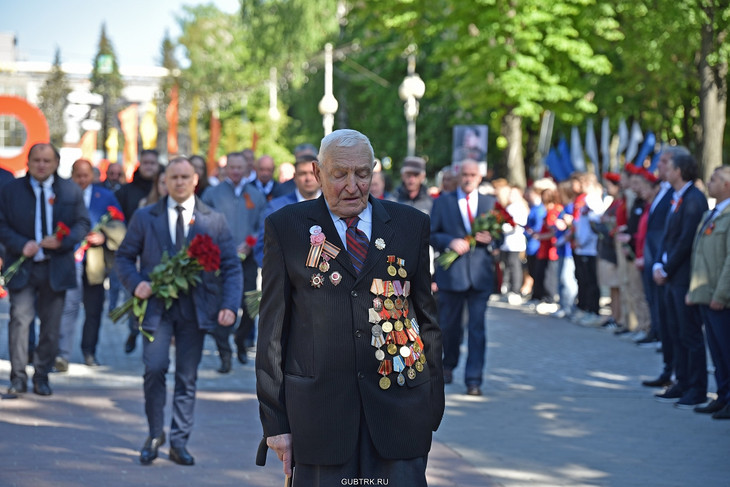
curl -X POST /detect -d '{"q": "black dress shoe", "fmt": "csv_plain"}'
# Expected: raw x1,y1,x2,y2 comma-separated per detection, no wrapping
217,353,232,374
443,369,453,384
466,385,482,396
8,379,27,394
236,349,248,364
84,354,100,367
140,432,166,465
712,404,730,419
694,398,726,414
169,446,195,465
33,382,52,396
655,384,683,403
125,333,137,354
642,377,672,388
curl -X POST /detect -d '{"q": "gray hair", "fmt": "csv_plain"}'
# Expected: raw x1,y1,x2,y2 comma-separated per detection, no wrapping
318,129,375,168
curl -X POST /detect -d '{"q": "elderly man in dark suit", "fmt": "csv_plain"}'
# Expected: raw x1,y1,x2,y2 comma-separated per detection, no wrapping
0,143,90,396
431,159,497,396
257,129,444,486
116,157,242,466
652,151,709,408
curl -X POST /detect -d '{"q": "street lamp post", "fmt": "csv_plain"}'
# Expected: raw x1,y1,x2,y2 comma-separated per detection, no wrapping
398,46,425,157
318,43,338,136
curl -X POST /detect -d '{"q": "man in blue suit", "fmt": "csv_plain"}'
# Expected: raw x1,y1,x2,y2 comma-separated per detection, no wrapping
0,143,90,396
431,160,496,396
640,147,684,387
116,157,242,466
56,159,126,370
253,153,321,267
652,150,709,408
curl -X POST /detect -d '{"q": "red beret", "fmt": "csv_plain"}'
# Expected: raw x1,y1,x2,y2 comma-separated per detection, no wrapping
640,168,658,183
604,172,621,184
623,164,639,175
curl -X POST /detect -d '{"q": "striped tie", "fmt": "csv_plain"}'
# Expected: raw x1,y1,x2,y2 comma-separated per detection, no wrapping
345,216,369,273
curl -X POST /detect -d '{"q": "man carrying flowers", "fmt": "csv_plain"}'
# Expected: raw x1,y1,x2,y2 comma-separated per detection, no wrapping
115,156,242,466
0,143,90,396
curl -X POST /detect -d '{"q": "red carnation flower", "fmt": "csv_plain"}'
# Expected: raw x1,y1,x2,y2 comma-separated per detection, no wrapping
55,222,71,241
245,235,258,247
107,206,125,222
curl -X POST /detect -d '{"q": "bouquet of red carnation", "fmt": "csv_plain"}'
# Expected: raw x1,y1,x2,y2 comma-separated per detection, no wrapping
0,222,70,296
109,233,221,341
436,204,516,270
75,206,125,262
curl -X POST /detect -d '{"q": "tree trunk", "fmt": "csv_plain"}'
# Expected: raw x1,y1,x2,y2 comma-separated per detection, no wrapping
698,9,728,183
501,110,526,187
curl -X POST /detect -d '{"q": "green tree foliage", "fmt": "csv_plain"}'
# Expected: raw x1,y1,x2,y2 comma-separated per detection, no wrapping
37,47,71,147
89,24,124,150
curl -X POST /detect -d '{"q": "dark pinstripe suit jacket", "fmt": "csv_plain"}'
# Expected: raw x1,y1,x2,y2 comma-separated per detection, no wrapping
256,195,444,465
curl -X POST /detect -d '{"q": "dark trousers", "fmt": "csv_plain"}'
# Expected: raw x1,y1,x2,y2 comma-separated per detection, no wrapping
574,255,599,313
212,258,257,357
500,251,523,294
645,270,674,378
665,283,707,400
700,305,730,403
8,261,65,384
294,407,428,486
142,297,206,447
438,288,489,386
80,275,106,358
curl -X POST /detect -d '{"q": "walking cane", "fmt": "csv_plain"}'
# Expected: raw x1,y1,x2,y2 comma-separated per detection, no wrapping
256,437,294,486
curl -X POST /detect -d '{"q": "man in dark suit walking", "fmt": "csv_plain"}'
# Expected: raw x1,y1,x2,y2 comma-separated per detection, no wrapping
116,157,242,466
257,129,444,486
431,159,497,396
652,150,709,408
0,143,90,396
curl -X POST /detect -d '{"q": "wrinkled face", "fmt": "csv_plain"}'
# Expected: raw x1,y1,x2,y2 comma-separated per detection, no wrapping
138,153,159,180
226,155,247,186
27,145,58,182
315,144,373,218
106,164,124,182
294,162,320,199
166,161,198,203
256,156,275,184
72,163,94,190
459,162,482,194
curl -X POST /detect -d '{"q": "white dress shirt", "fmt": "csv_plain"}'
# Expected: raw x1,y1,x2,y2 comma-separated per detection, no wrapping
167,195,195,247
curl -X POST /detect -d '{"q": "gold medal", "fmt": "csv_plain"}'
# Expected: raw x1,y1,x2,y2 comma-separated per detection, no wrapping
379,376,391,390
381,321,393,333
413,342,422,353
384,298,394,310
318,260,330,273
404,319,412,329
387,343,398,355
398,267,407,278
407,367,417,380
394,320,404,332
397,373,405,386
375,349,385,361
418,354,427,364
387,265,397,276
415,361,424,372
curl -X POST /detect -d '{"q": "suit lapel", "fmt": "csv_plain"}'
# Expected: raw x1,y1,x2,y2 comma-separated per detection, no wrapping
357,197,393,281
451,193,468,235
308,197,355,278
152,198,175,254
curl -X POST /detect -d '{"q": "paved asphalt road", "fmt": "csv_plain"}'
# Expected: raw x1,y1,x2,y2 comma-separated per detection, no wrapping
1,297,728,486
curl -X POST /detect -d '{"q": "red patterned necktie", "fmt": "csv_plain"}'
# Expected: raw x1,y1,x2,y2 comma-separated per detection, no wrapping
465,194,475,224
345,216,369,273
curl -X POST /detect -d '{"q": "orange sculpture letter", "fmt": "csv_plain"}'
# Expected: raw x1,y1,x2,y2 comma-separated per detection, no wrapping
0,96,50,174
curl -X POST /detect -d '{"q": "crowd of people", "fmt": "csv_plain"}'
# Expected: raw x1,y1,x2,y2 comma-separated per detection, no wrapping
1,135,729,480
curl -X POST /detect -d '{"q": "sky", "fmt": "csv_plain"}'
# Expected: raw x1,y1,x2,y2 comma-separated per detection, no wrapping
0,0,240,66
